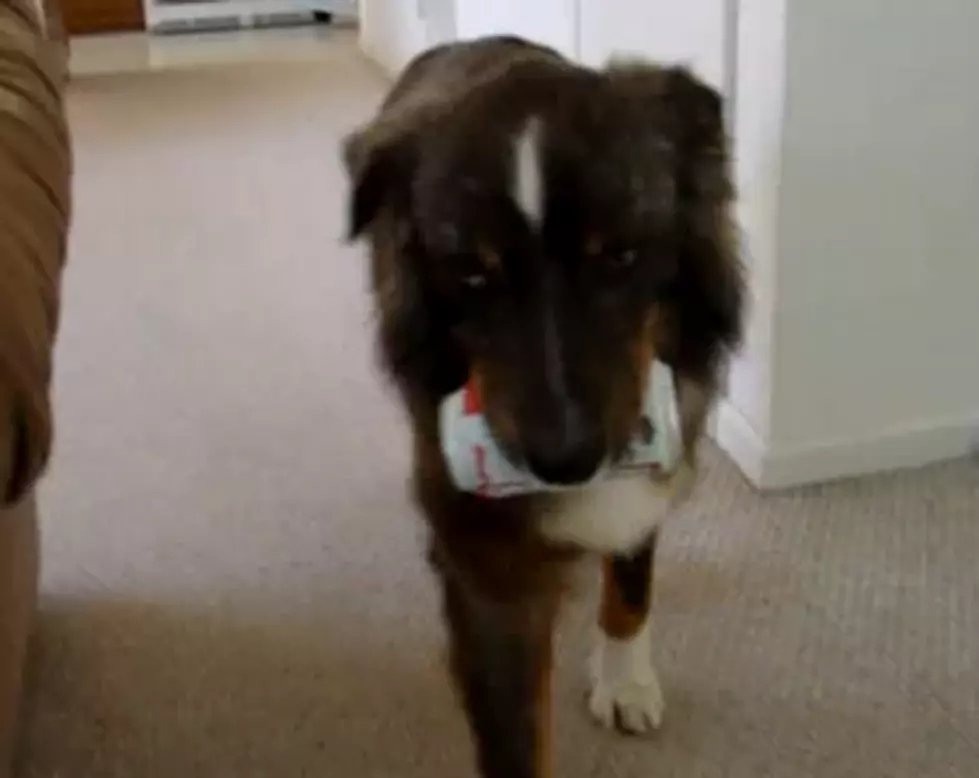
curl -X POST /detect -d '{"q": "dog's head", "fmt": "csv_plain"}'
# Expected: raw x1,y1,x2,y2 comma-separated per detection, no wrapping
345,57,743,486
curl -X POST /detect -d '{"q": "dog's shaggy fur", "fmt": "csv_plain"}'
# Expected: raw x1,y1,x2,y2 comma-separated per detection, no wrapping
343,36,744,778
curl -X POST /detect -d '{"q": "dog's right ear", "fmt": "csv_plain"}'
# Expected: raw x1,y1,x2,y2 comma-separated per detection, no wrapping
342,126,417,240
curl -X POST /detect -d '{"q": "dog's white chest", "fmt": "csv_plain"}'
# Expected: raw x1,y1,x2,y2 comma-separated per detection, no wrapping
539,475,674,554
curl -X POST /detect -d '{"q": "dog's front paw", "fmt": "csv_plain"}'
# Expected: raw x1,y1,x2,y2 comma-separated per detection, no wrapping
587,631,664,735
588,667,665,734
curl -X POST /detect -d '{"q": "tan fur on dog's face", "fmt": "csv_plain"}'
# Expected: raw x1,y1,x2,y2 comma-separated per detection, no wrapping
345,39,743,486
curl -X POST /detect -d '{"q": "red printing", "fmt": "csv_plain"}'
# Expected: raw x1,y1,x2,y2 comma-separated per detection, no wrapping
462,380,481,415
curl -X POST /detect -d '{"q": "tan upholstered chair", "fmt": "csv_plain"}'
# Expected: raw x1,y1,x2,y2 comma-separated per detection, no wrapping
0,1,71,774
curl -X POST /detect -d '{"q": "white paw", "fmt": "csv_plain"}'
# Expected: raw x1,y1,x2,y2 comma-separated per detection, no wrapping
587,624,665,735
588,664,665,734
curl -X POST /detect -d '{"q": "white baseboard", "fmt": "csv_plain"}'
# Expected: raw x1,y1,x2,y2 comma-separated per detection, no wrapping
711,399,978,490
358,37,399,76
358,28,425,77
760,414,979,490
709,399,768,486
361,42,423,77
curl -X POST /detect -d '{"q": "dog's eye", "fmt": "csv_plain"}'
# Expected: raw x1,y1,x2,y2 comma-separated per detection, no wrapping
455,249,498,293
610,249,638,269
584,235,638,272
461,271,489,290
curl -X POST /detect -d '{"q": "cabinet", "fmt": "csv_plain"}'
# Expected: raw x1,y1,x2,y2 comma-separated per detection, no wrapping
60,0,145,33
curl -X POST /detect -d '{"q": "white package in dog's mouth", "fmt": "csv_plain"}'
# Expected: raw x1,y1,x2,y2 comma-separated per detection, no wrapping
438,361,682,498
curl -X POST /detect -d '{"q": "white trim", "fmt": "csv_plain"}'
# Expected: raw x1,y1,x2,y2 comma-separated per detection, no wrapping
709,398,767,486
712,398,978,490
759,414,979,490
359,33,415,76
570,0,582,61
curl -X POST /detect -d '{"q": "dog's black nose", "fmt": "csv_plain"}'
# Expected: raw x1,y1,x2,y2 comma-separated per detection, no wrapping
524,428,605,486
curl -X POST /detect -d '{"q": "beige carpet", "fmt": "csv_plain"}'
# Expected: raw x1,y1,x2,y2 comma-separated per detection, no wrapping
19,37,979,778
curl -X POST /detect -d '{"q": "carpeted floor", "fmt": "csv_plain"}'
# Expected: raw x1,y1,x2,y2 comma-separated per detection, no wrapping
20,37,979,778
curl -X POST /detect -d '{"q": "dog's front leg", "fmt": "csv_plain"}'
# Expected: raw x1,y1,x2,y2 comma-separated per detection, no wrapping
439,571,557,778
589,529,665,734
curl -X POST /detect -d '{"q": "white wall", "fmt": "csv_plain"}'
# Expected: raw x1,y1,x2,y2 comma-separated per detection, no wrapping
711,0,786,481
359,0,577,73
356,0,979,487
421,0,457,46
358,0,429,74
455,0,577,58
578,0,728,91
759,0,979,483
358,0,728,83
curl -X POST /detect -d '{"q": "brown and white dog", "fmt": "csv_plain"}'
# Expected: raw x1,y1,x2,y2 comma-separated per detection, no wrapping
343,35,744,778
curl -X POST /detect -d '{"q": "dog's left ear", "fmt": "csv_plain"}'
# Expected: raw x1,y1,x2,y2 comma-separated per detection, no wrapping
661,67,745,381
342,124,417,240
603,63,745,382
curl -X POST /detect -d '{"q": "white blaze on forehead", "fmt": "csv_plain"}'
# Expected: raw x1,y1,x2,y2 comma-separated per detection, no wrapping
513,117,544,228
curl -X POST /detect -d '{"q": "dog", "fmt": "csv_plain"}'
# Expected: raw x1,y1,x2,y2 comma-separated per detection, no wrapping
342,35,744,778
